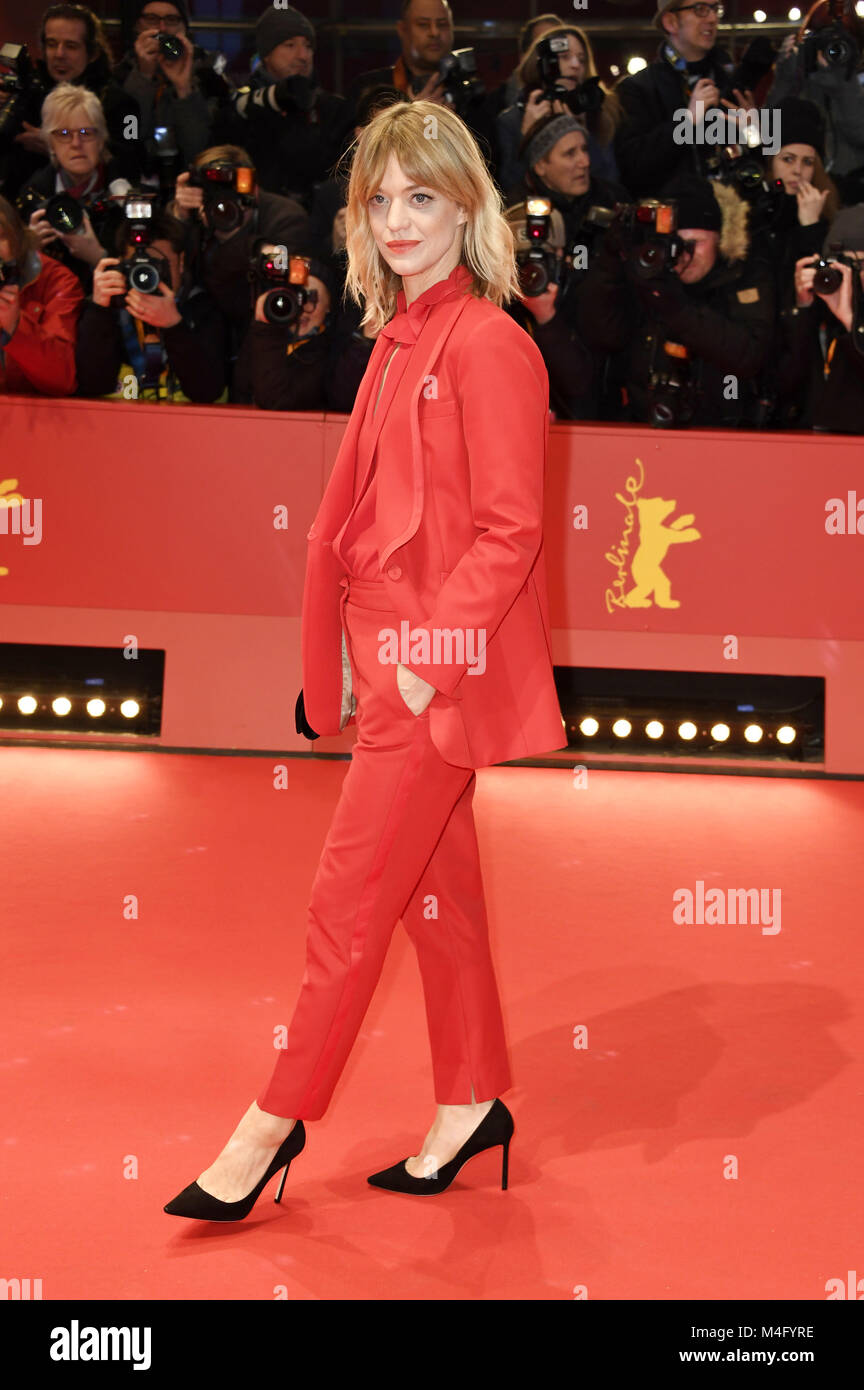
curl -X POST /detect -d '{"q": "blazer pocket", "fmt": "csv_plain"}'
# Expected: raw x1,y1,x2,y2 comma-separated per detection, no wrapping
421,398,459,418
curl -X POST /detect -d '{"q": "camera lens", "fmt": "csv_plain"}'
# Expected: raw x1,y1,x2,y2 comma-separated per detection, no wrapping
45,192,83,234
263,288,300,326
158,33,184,62
519,260,549,297
208,196,243,232
824,35,852,67
129,260,161,294
814,263,843,295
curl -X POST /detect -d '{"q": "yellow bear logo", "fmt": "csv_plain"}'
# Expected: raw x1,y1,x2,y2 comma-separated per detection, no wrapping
623,497,701,609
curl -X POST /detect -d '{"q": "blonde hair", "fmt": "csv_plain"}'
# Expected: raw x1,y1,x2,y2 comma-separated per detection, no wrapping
517,25,623,148
338,100,521,335
41,83,108,162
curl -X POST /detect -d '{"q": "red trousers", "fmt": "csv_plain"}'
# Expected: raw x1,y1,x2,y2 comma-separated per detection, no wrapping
256,576,513,1120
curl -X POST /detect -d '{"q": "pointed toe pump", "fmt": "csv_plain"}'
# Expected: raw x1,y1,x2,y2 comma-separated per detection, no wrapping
367,1098,514,1195
163,1121,306,1222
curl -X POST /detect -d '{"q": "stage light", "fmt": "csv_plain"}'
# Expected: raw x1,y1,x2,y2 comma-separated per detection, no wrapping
86,698,106,717
678,721,698,740
612,718,632,737
609,64,620,77
52,697,72,716
777,725,797,744
579,716,599,736
753,9,767,20
744,723,763,742
626,56,647,75
788,6,801,16
711,723,731,741
18,695,37,715
645,720,664,739
120,699,140,719
856,2,864,16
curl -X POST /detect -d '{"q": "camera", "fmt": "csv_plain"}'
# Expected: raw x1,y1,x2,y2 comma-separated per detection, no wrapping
250,246,318,328
802,2,861,78
710,146,766,198
585,200,686,280
506,197,568,296
521,34,605,119
0,258,20,288
15,186,85,234
807,248,858,296
0,42,47,142
435,48,483,114
157,32,185,63
648,341,696,429
188,159,256,232
116,195,170,294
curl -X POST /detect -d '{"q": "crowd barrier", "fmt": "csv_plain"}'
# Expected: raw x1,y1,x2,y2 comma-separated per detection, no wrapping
2,395,862,773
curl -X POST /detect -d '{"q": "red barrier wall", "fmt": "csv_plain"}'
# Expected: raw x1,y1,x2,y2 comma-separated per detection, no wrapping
1,396,862,772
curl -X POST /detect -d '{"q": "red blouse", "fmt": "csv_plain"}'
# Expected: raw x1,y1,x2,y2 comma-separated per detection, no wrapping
333,262,473,579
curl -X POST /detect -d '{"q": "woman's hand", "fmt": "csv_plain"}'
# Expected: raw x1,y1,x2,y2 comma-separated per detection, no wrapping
396,662,436,716
58,211,104,267
796,181,829,226
29,207,62,250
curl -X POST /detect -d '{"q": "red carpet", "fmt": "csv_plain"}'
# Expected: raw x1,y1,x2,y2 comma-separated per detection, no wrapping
2,746,862,1300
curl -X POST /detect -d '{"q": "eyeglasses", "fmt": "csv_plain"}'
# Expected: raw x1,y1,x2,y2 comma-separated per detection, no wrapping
674,3,724,16
51,127,100,143
137,12,184,28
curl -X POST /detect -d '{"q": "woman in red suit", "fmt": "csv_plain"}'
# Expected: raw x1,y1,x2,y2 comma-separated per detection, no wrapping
165,100,567,1221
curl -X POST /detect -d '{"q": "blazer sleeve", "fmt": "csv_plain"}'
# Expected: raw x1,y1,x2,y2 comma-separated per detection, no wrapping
402,313,550,697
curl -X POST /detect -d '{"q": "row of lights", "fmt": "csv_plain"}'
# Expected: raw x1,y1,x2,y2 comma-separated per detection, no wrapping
1,695,141,719
578,717,797,745
614,7,864,77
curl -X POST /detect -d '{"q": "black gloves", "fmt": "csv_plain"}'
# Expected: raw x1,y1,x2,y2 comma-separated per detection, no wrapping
295,689,319,740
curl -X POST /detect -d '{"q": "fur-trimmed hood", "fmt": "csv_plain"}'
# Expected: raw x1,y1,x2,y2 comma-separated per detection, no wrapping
712,180,750,264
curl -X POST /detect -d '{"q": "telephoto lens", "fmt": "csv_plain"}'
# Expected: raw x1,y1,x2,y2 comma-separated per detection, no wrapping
158,32,184,63
45,192,84,234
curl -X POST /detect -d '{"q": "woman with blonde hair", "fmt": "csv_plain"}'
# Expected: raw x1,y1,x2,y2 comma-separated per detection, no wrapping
164,99,566,1220
497,23,623,198
17,83,130,291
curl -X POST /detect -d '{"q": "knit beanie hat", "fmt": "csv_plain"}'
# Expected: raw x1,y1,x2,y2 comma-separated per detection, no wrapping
256,5,315,58
823,206,864,255
520,112,588,168
662,175,723,232
765,98,825,160
134,0,191,27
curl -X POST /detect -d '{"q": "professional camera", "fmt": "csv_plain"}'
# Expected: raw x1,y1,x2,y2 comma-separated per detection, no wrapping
520,33,605,119
648,340,696,429
157,31,185,63
188,159,256,232
0,42,47,142
0,258,21,287
435,48,483,113
506,197,568,296
15,186,85,234
801,0,861,78
250,246,318,329
808,247,859,295
585,200,686,280
116,195,170,294
710,145,766,198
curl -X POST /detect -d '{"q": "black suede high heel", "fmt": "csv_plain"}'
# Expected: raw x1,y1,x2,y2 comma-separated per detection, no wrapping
366,1098,514,1195
163,1121,306,1222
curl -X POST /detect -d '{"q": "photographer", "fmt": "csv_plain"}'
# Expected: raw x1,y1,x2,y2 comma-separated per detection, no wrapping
503,112,628,419
213,5,351,210
750,99,839,298
614,1,753,197
776,208,864,431
75,204,228,403
16,83,130,294
112,1,222,194
497,24,623,200
576,176,776,428
344,0,501,182
0,194,82,395
244,246,336,411
0,3,139,199
768,9,864,200
169,143,311,401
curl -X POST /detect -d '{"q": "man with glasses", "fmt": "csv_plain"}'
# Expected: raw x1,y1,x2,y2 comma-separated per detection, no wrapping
113,0,218,192
614,0,753,197
0,3,140,198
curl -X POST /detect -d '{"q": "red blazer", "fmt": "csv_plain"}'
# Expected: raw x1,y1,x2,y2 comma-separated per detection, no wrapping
301,287,567,769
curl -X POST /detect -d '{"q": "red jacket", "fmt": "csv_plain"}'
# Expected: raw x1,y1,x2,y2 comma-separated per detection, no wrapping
302,284,567,769
0,254,82,396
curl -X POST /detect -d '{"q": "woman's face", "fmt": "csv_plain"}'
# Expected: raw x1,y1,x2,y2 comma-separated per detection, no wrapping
771,143,816,194
367,151,466,290
0,230,13,262
50,110,103,180
555,35,588,87
536,129,591,196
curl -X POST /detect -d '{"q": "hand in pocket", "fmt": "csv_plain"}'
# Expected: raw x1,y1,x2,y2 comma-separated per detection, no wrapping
396,661,436,715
